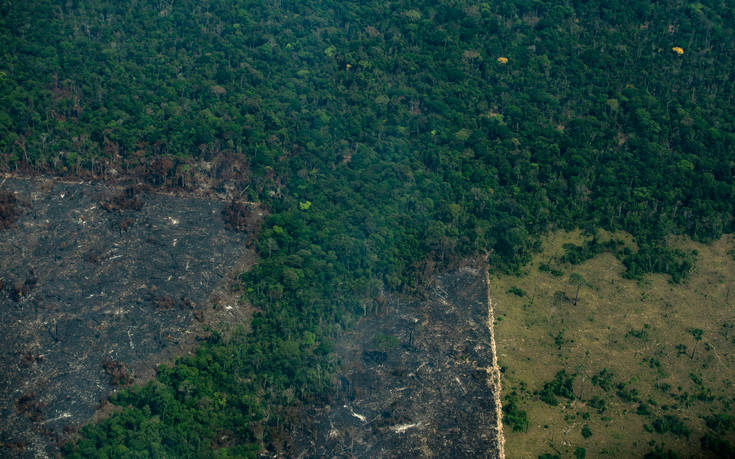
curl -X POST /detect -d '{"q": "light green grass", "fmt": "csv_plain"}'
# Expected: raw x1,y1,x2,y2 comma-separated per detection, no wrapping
494,230,735,458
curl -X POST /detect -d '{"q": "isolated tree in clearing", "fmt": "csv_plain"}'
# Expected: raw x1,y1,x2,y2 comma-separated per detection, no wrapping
569,273,585,306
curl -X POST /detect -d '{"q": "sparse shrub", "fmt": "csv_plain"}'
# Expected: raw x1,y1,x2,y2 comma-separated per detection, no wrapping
560,238,625,265
616,382,639,402
503,391,529,432
652,414,690,438
539,370,576,405
539,385,558,406
588,395,606,413
701,433,735,456
507,286,526,297
552,290,569,305
622,245,694,283
637,403,651,415
592,368,614,392
703,413,735,434
643,446,680,458
539,263,563,277
626,324,650,341
695,388,714,402
553,330,566,350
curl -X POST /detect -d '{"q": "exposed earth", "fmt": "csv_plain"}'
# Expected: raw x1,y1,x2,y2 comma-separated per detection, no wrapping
0,177,257,457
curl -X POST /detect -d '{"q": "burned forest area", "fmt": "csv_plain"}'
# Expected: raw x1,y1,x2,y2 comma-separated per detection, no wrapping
0,177,259,456
1,175,504,458
280,266,502,458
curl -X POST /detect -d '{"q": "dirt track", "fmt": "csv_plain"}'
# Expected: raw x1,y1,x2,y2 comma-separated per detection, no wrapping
485,265,506,459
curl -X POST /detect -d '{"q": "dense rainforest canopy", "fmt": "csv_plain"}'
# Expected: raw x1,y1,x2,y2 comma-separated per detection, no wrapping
1,0,734,456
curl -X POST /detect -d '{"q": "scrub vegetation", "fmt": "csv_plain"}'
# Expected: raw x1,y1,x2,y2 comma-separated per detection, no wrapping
494,230,735,458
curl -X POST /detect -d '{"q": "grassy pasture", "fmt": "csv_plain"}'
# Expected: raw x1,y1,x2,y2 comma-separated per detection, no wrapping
494,231,735,458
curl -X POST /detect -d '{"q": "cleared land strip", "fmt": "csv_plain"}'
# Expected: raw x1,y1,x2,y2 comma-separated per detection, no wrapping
485,263,506,459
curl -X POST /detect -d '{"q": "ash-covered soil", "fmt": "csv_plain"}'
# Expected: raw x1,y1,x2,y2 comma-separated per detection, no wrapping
0,177,256,457
282,265,501,458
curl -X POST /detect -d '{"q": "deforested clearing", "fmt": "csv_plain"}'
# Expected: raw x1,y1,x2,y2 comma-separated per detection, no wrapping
494,230,735,458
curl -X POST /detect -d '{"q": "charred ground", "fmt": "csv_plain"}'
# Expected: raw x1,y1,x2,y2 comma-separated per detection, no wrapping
0,177,258,457
279,265,502,458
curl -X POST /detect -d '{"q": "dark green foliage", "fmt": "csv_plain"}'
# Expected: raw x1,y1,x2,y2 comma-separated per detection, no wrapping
560,237,624,265
652,415,691,439
2,0,734,269
503,391,529,432
636,403,652,416
646,357,661,369
627,324,650,341
644,446,680,459
592,369,614,392
539,387,559,407
63,337,265,457
588,396,606,414
622,246,694,283
703,413,735,434
656,383,671,393
539,370,576,406
539,263,564,277
539,454,561,459
553,330,567,350
616,382,640,403
507,286,526,297
574,447,586,459
581,425,592,439
700,433,735,456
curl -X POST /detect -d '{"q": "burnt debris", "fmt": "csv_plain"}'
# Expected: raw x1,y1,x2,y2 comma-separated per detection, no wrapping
281,267,503,458
0,190,25,229
221,199,252,232
0,178,252,457
99,185,146,213
102,357,133,387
